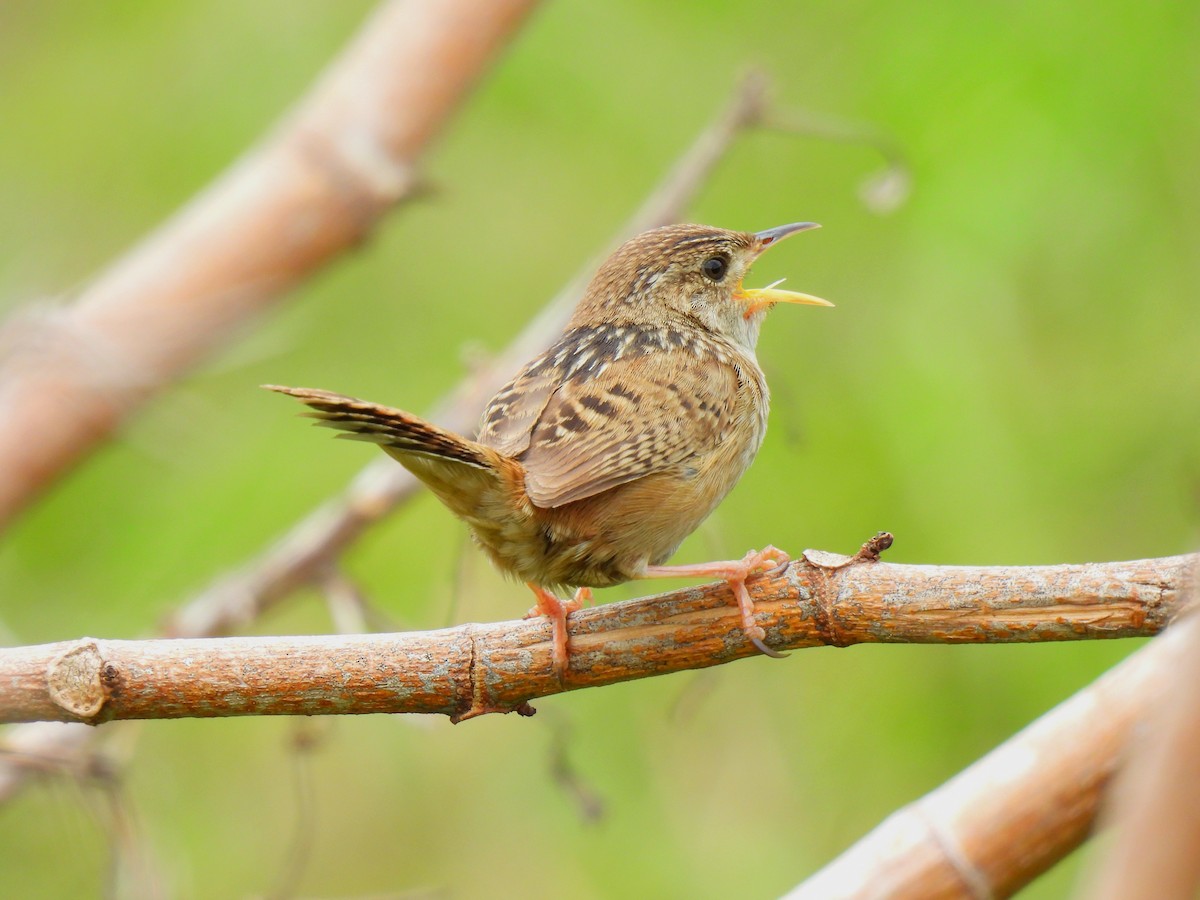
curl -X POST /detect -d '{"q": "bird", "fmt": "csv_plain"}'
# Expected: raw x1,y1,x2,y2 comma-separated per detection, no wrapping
267,221,831,683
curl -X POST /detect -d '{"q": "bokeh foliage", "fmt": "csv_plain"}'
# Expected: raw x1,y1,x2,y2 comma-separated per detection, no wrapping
1,2,1197,896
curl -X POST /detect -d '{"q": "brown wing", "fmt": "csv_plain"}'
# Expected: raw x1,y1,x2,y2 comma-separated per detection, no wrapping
477,344,563,457
514,351,740,509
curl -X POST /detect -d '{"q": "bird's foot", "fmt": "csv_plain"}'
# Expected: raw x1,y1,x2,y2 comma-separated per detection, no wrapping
524,585,590,681
642,547,791,658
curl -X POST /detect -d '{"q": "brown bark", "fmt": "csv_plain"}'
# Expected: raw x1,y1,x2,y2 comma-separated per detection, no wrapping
1083,580,1200,900
785,607,1200,900
0,0,539,530
1,552,1191,726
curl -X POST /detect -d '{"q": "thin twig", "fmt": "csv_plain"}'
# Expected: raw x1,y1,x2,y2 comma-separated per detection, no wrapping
760,105,911,214
0,0,539,530
2,552,1191,726
265,723,325,900
547,718,606,824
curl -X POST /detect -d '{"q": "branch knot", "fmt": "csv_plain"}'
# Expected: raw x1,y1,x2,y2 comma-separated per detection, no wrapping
47,639,113,724
801,533,894,647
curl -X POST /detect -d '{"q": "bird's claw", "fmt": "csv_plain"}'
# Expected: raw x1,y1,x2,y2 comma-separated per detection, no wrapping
729,558,791,660
749,633,789,659
743,545,791,578
745,547,791,656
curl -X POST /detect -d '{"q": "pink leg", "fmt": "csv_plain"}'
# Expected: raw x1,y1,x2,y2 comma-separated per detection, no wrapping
524,585,591,680
641,546,790,658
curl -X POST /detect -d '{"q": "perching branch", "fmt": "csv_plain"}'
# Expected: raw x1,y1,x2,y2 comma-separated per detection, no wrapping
785,592,1200,900
2,551,1192,726
0,0,539,530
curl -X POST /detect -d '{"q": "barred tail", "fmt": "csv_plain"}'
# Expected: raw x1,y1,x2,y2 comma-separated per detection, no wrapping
265,385,492,470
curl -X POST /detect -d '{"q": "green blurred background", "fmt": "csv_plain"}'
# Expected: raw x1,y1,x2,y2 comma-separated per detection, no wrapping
2,1,1198,897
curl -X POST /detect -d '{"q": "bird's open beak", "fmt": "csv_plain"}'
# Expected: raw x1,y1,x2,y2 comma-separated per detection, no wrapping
755,221,822,248
736,222,832,318
737,283,833,314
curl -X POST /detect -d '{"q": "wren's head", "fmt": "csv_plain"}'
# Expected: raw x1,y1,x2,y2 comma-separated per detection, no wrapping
570,222,831,352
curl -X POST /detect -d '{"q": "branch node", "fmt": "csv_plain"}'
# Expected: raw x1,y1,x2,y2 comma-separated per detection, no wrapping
292,130,418,240
450,626,538,723
914,801,994,900
801,533,895,647
807,567,852,648
47,639,114,724
730,67,772,128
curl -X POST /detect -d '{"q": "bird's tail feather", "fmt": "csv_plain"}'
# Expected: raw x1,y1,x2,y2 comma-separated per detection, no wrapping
264,385,493,471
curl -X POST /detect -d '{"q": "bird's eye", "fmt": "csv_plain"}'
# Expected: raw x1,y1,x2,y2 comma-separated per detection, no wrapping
701,256,728,281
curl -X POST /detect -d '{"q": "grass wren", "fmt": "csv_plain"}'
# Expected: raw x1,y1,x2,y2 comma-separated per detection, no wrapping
269,222,830,683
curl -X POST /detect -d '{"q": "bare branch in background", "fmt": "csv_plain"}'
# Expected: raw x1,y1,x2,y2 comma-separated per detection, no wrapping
547,718,606,824
1,552,1190,725
761,105,911,214
265,722,326,900
785,607,1200,900
1083,576,1200,899
0,0,540,530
